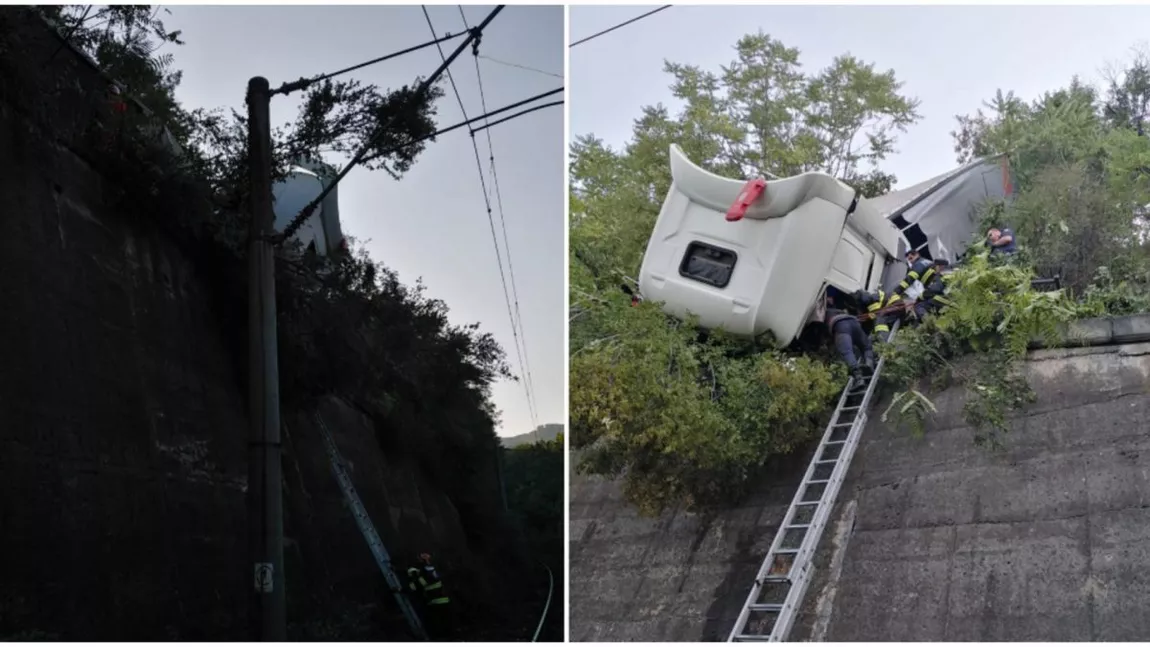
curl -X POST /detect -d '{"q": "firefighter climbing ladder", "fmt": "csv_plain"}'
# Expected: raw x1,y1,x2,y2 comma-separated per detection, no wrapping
315,412,428,641
727,321,900,642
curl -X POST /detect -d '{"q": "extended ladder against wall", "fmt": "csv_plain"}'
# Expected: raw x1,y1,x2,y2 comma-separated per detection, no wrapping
315,412,428,641
727,321,900,642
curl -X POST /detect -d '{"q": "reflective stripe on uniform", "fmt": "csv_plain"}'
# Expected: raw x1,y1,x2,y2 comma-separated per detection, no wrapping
875,324,890,333
428,596,450,605
424,581,443,591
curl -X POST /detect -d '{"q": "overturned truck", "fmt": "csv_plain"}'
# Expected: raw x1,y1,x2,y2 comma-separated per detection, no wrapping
637,144,1013,343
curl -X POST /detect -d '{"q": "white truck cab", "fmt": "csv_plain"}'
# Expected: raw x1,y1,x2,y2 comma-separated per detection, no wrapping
638,145,902,343
271,156,347,257
637,145,1011,344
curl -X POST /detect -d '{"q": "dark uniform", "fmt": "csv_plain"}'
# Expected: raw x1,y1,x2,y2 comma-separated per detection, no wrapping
897,255,939,299
407,559,451,639
855,289,903,341
824,305,874,381
914,260,953,319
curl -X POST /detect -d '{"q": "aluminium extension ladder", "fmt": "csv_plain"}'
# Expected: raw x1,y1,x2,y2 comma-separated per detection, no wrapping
727,321,900,642
315,412,428,641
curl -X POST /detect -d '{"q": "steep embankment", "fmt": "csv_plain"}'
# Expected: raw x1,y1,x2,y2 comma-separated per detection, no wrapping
569,316,1150,642
0,10,537,641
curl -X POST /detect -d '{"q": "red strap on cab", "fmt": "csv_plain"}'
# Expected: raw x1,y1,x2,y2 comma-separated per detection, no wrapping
725,178,766,222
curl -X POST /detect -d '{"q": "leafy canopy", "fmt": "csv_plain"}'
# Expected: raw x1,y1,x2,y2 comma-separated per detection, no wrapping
883,46,1150,445
569,32,922,514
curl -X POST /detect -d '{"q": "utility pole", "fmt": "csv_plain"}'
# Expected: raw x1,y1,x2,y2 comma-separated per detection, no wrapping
245,76,286,641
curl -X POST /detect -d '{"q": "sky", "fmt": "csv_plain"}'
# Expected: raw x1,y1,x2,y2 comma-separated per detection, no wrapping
166,5,565,438
570,4,1150,189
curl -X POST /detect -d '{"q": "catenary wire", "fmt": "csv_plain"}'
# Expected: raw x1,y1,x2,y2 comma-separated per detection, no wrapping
569,5,671,48
423,5,539,430
279,5,504,241
460,4,540,431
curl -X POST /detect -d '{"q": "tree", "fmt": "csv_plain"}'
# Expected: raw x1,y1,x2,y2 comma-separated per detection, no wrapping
951,53,1150,293
569,32,921,514
1103,46,1150,135
37,5,189,139
38,5,445,225
876,46,1150,449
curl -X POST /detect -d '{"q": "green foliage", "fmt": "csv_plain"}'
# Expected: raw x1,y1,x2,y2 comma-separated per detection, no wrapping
503,433,563,550
187,78,444,215
951,53,1150,295
37,5,189,140
886,46,1150,448
1078,266,1150,316
879,251,1081,445
569,31,922,514
570,303,842,515
276,242,511,472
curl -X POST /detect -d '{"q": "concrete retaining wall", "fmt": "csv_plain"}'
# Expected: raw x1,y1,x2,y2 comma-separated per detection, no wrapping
569,315,1150,641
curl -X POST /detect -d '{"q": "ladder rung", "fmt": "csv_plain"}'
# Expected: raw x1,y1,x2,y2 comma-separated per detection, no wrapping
759,574,790,584
806,479,829,485
748,603,783,612
774,548,799,554
787,523,811,529
841,405,861,412
825,440,846,445
816,459,838,465
832,421,853,427
735,635,773,642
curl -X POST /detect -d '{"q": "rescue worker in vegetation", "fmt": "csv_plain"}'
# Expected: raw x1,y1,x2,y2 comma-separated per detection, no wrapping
987,227,1017,255
853,288,903,342
896,248,938,300
822,294,875,382
406,552,451,639
913,258,954,319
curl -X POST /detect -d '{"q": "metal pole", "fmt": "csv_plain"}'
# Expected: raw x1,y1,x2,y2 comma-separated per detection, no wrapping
246,76,286,641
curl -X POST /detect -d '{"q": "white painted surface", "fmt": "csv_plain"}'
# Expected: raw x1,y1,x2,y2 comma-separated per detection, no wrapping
638,145,901,341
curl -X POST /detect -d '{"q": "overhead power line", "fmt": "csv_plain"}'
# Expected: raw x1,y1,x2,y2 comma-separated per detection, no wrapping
569,5,672,48
471,100,560,133
478,54,562,80
280,4,505,241
280,88,560,242
460,4,540,432
424,5,540,431
271,31,466,96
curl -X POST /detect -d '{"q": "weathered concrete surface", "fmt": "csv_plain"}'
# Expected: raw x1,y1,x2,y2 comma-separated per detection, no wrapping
570,341,1150,642
800,342,1150,642
1032,313,1150,348
569,449,815,641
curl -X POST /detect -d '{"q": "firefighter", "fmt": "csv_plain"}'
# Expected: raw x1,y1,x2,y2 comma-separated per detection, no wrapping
407,552,451,639
914,258,954,319
854,288,903,342
894,248,938,301
822,294,874,382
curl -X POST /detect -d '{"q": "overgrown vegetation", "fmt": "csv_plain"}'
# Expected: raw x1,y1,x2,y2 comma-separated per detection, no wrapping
6,4,556,638
31,3,509,497
570,29,1150,514
570,32,922,514
502,433,564,641
885,47,1150,445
